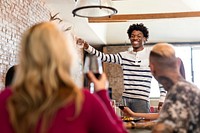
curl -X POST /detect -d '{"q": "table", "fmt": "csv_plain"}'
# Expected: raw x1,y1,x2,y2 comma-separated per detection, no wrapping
124,118,155,133
129,128,151,133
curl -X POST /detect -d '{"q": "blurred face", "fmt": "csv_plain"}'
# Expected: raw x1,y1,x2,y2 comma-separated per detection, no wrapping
129,30,146,52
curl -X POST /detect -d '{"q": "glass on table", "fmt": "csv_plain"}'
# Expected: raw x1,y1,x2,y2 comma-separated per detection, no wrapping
116,99,127,117
118,99,127,110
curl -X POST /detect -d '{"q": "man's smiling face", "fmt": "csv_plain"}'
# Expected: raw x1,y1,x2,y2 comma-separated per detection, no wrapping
130,30,146,52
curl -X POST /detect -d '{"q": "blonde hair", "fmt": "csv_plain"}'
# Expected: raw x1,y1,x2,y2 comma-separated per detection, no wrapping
7,22,83,133
150,43,177,70
151,43,176,58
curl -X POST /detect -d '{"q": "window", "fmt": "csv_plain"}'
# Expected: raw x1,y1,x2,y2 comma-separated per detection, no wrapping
191,46,200,88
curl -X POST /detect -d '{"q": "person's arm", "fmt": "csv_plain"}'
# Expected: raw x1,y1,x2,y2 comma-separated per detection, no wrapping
87,91,128,133
123,107,159,120
88,72,119,120
88,72,126,125
78,38,122,64
86,45,123,64
152,123,173,133
126,121,157,129
87,72,128,133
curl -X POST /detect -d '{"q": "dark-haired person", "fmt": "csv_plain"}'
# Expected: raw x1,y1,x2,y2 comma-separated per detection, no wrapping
79,23,166,113
5,65,17,87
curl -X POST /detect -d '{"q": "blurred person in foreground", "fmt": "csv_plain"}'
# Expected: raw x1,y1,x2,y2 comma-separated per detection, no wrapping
0,22,128,133
149,43,200,133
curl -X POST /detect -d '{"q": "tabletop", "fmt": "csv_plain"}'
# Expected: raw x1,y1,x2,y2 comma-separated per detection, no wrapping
123,118,156,133
129,128,151,133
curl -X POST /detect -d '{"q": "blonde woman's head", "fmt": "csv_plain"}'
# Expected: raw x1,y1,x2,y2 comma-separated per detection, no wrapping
9,22,82,133
16,22,78,96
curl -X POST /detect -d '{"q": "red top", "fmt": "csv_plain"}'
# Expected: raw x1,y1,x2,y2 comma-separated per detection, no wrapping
0,88,128,133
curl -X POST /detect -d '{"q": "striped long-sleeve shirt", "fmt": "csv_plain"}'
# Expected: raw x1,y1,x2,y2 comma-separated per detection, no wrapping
85,45,166,102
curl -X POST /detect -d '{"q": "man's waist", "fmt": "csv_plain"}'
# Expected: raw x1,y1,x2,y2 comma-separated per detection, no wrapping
122,92,150,102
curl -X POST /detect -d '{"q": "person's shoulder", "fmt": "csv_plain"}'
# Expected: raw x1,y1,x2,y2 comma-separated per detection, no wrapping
0,88,12,96
81,89,106,104
81,89,103,109
177,80,199,92
143,47,152,53
172,80,200,101
0,88,12,103
82,89,90,96
119,50,132,55
81,89,95,100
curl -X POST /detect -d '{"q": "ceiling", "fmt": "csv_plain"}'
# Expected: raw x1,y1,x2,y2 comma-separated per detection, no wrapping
45,0,200,45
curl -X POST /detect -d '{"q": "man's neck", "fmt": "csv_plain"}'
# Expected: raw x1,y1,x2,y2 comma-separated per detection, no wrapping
133,46,144,52
157,73,183,91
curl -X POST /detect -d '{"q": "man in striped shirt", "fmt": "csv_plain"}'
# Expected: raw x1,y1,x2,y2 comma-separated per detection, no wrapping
80,23,166,113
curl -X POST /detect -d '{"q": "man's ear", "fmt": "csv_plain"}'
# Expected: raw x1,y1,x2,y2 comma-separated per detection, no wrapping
176,57,181,68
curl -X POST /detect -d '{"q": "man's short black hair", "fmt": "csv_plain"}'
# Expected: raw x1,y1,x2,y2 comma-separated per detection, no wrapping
127,23,149,40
